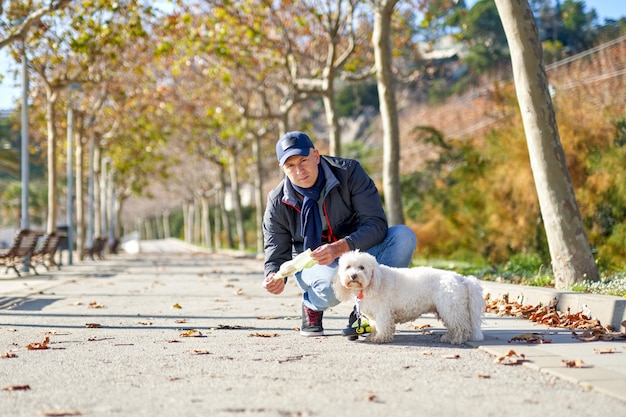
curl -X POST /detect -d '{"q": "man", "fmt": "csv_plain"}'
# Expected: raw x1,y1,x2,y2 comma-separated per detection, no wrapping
262,131,417,337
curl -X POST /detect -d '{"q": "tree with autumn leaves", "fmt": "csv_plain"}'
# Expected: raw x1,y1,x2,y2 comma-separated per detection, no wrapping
0,0,610,288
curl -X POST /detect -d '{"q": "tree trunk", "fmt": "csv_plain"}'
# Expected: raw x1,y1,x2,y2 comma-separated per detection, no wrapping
253,134,264,255
200,196,212,250
218,165,234,248
372,0,404,225
494,0,598,288
75,127,84,258
323,91,341,157
45,90,58,234
93,143,101,238
228,152,246,251
163,210,171,239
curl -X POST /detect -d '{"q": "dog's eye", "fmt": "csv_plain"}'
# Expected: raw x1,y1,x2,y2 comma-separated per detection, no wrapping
358,266,365,270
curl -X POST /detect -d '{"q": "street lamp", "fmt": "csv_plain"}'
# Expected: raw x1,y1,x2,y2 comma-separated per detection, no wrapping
66,82,81,265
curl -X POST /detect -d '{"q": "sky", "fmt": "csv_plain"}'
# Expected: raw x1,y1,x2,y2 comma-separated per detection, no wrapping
1,0,625,110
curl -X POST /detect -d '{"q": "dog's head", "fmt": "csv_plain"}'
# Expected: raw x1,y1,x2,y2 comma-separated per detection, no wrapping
333,251,380,301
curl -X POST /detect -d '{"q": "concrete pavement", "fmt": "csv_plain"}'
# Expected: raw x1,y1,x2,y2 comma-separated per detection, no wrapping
0,238,625,416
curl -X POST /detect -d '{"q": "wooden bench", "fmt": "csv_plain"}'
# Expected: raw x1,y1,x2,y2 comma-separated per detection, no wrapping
82,236,107,260
0,229,45,277
31,232,67,272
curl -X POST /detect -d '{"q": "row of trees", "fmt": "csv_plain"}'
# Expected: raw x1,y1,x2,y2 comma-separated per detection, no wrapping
0,0,621,286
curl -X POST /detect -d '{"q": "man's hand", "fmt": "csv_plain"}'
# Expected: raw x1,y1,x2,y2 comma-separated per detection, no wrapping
311,239,350,265
262,273,285,294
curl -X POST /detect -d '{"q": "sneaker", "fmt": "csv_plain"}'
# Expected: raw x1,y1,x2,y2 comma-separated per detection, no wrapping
300,304,324,336
341,306,358,337
342,305,371,341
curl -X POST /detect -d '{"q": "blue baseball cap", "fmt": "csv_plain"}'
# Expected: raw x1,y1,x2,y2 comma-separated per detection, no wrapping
276,131,315,166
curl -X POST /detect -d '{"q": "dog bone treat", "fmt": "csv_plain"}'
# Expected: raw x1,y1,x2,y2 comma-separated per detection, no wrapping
272,249,316,280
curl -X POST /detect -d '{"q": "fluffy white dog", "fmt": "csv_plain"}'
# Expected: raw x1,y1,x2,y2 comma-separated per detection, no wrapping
334,251,485,344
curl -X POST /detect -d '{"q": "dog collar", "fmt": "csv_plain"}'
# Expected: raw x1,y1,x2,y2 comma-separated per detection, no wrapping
357,290,364,299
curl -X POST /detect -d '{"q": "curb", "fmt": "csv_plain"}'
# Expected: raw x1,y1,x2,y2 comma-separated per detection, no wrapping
479,280,626,331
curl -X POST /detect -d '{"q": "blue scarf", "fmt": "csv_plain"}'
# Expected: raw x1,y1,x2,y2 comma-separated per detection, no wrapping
292,166,325,250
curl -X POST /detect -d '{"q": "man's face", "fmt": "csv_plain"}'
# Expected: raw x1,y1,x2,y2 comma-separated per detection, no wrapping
282,148,320,188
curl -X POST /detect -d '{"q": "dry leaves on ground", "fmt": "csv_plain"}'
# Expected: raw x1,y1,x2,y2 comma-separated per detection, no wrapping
494,349,527,365
441,354,460,359
594,348,616,354
249,333,279,338
26,336,50,350
42,410,82,417
2,384,30,391
1,352,17,358
562,358,586,368
485,294,626,341
88,301,105,309
189,349,211,355
508,332,552,344
179,329,204,337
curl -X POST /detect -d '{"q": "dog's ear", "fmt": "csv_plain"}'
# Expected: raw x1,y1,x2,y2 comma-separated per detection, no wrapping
367,261,383,294
332,272,352,302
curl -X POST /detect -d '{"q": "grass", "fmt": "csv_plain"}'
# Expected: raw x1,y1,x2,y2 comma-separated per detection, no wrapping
413,256,626,298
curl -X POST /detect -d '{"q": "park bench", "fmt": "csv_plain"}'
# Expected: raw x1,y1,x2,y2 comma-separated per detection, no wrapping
30,232,67,272
82,236,107,261
0,229,45,277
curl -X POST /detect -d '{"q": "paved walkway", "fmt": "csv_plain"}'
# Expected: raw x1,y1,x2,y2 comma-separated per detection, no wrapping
0,239,624,416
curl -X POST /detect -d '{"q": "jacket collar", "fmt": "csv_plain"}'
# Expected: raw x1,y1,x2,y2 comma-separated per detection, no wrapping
281,157,339,208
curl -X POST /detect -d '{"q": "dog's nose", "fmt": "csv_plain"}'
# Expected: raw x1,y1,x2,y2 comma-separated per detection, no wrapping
350,274,358,281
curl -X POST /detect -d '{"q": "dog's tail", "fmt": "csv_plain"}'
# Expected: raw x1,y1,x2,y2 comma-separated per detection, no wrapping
466,276,485,341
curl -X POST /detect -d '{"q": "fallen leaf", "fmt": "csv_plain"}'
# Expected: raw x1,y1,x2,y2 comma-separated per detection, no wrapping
85,323,101,328
137,321,153,325
2,384,30,391
179,329,203,337
256,316,279,320
175,319,188,324
249,333,279,338
508,333,551,344
441,354,460,359
277,355,303,363
190,349,211,355
562,358,585,368
593,348,616,354
1,352,17,358
172,303,182,309
414,324,432,330
215,324,246,330
27,337,50,350
87,337,114,342
495,349,526,365
42,411,82,417
88,301,104,309
477,374,492,379
234,288,243,295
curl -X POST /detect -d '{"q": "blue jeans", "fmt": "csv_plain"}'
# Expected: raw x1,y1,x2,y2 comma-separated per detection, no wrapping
295,225,417,311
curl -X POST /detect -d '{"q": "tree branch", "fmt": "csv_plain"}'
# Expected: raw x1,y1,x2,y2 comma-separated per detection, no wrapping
0,0,72,49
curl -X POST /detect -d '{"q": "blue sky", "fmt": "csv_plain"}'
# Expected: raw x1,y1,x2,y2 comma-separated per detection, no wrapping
1,0,625,110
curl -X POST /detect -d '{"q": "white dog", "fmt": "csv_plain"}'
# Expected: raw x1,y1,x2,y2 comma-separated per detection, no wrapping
334,251,485,344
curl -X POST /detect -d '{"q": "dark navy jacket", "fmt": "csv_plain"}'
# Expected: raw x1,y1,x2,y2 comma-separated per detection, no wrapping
263,155,388,277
